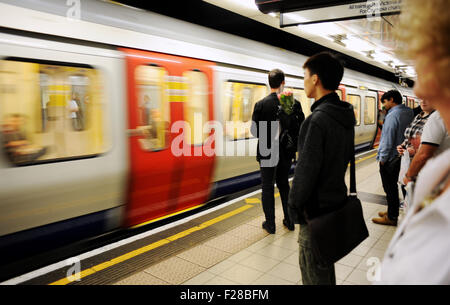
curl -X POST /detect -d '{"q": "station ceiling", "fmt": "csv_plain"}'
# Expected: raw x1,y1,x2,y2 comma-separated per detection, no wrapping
204,0,415,79
113,0,414,86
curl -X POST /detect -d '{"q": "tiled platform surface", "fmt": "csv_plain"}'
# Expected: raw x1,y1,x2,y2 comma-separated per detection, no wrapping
115,158,400,285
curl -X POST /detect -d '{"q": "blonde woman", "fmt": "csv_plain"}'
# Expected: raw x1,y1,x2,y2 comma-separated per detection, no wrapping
377,0,450,284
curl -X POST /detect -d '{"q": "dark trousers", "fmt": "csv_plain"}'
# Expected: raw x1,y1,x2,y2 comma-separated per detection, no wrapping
379,157,401,221
259,155,292,226
401,185,406,200
298,225,336,285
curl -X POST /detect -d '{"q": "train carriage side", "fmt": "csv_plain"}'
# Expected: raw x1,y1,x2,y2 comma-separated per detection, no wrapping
209,65,267,196
0,33,128,260
343,86,378,151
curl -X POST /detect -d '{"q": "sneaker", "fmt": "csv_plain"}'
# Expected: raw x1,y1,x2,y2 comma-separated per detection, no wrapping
372,214,397,226
262,221,275,234
283,218,294,231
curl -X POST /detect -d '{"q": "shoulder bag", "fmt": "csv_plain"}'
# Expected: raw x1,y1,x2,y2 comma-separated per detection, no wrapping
307,142,369,265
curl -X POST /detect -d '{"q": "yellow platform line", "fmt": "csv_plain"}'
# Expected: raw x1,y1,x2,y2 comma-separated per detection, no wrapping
49,204,253,285
245,198,261,204
355,152,377,165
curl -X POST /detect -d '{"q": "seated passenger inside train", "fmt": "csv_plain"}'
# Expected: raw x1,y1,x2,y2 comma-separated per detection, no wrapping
138,95,165,151
2,114,47,164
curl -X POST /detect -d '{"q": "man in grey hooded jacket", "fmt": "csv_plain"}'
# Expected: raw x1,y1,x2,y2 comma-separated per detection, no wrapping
288,52,356,285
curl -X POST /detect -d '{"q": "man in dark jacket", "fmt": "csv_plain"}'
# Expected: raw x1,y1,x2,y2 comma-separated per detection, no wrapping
251,69,302,234
288,52,355,285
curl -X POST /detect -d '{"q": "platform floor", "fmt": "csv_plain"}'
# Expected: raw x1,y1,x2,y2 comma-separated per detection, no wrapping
112,154,399,285
7,152,402,286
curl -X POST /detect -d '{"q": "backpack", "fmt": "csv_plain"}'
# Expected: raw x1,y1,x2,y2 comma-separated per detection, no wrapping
277,100,304,159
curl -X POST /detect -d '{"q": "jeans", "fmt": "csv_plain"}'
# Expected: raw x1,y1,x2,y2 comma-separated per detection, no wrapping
259,155,292,226
379,157,401,221
298,225,336,285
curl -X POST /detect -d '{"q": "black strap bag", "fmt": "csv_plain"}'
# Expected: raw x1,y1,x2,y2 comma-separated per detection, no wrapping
307,144,369,265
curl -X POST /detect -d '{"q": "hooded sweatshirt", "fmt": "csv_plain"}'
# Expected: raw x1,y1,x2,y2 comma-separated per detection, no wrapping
288,92,356,224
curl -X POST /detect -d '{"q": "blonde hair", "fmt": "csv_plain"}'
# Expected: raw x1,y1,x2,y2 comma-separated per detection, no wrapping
396,0,450,96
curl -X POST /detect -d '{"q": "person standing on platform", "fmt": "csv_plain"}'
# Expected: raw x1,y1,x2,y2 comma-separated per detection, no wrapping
402,111,450,186
376,0,450,284
397,100,434,162
372,90,413,226
287,52,355,285
251,69,298,234
396,100,435,199
68,93,82,131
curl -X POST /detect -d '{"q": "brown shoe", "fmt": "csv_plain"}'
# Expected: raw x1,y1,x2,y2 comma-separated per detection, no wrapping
372,214,397,226
378,211,388,217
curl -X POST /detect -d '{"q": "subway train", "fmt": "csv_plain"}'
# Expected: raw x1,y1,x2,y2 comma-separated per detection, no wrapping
0,0,419,258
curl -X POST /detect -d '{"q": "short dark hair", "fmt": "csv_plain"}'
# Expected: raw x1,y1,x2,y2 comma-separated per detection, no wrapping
268,69,285,89
381,90,403,104
302,52,344,90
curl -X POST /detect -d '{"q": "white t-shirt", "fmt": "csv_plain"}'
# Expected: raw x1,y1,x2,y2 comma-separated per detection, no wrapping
421,111,450,155
68,100,79,119
376,149,450,284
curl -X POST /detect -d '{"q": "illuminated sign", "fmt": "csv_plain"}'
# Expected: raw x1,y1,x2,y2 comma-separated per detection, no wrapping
281,0,403,27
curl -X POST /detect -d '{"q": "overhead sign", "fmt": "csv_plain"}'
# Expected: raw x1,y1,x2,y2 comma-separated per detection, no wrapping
280,0,403,27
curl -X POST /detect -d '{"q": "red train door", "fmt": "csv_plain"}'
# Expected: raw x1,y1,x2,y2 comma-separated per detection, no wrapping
121,48,215,227
175,59,215,219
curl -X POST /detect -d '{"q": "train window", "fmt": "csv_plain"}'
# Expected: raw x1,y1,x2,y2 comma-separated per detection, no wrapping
346,94,361,126
183,70,209,145
222,81,267,140
287,88,311,117
0,59,108,166
364,96,376,125
135,65,169,151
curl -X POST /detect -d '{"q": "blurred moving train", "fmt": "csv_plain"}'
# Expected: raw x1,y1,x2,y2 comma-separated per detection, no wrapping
0,1,419,259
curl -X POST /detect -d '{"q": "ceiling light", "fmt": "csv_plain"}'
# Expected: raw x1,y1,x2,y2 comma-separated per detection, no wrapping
299,22,345,37
363,50,375,59
405,67,417,77
373,51,394,63
343,36,374,52
285,14,309,24
227,0,258,10
392,58,406,67
329,34,347,47
384,60,394,68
